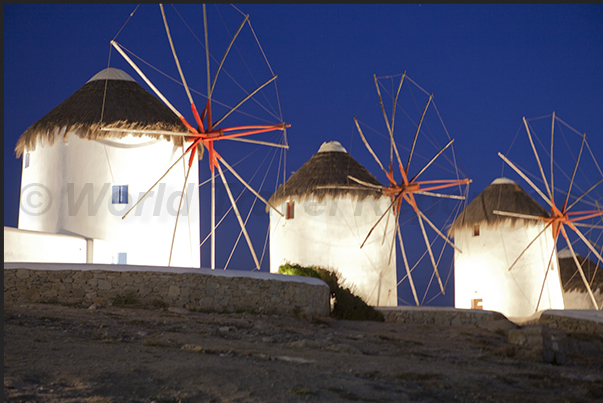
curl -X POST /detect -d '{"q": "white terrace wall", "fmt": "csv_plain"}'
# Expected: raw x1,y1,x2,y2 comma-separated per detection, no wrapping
4,227,116,264
4,263,330,318
4,226,87,263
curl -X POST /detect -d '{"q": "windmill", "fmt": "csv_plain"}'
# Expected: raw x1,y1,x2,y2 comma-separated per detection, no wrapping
497,113,603,310
105,4,289,269
351,73,471,306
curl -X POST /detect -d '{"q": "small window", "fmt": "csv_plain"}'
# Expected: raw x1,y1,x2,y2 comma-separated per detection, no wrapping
112,185,128,204
24,152,30,169
117,252,127,265
286,201,295,219
473,224,480,237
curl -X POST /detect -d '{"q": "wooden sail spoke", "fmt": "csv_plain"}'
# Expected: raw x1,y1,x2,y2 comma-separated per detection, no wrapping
374,74,393,143
535,245,558,313
225,137,289,149
216,162,260,270
396,220,420,306
360,193,402,249
569,224,603,267
413,190,465,200
410,139,454,183
100,127,196,138
413,199,445,295
207,123,289,141
572,222,603,230
390,73,405,170
567,210,603,223
411,179,471,195
315,185,377,191
122,141,196,220
506,222,553,272
566,178,603,212
523,117,553,200
550,112,555,203
498,152,554,209
354,117,389,177
414,208,462,253
210,14,249,96
347,175,384,190
564,132,586,210
211,168,216,269
111,41,198,134
169,159,194,266
387,210,396,264
203,4,211,101
406,94,433,174
218,154,284,217
492,210,543,221
212,76,278,128
160,4,203,130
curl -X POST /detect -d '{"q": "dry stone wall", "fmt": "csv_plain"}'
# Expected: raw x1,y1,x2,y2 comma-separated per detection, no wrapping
538,310,603,337
378,306,509,325
4,265,330,318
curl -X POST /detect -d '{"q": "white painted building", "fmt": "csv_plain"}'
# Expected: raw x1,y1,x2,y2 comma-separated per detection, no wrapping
450,178,565,318
268,141,397,306
9,68,200,267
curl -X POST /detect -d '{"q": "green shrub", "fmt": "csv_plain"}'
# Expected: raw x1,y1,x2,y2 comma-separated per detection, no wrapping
278,263,384,322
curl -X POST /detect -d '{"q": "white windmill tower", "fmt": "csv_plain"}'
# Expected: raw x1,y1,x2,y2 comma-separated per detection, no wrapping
15,67,200,267
268,140,398,307
449,177,565,318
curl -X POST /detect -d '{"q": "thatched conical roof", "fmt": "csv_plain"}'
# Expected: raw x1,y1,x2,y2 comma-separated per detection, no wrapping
449,177,549,235
267,141,383,210
15,68,187,157
557,248,603,293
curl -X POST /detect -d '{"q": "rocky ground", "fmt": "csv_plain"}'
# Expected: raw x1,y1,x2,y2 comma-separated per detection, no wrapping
4,302,603,403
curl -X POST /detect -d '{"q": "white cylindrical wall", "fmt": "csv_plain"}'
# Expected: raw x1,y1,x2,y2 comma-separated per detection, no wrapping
18,131,200,268
454,222,564,318
269,194,397,306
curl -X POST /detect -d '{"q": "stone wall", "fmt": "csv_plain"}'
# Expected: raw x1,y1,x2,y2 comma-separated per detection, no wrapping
378,306,509,325
538,310,603,337
4,264,330,318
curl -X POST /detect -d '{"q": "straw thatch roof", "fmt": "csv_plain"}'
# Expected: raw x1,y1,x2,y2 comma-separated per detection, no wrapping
267,141,383,210
15,68,187,157
449,177,549,235
558,249,603,293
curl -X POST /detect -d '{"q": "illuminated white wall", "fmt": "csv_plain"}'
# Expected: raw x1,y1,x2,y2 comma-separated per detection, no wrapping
269,194,397,306
454,222,564,318
18,131,200,268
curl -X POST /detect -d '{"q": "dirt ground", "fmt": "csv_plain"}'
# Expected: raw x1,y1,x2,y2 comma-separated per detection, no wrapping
4,302,603,403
